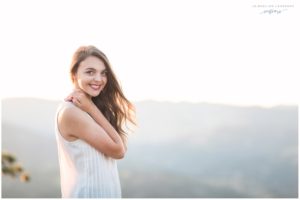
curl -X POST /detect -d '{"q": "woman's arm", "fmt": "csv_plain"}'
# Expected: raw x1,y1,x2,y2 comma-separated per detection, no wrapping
60,91,125,159
83,101,125,150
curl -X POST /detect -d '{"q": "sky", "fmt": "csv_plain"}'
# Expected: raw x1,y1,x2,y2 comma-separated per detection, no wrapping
0,0,299,107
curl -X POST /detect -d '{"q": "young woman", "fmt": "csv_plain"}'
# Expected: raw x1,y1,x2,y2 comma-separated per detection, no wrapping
55,45,135,198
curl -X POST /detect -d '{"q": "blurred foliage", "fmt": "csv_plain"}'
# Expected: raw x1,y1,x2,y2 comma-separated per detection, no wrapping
2,151,30,182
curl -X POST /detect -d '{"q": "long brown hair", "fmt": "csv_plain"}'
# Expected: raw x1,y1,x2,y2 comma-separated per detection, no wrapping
70,45,136,141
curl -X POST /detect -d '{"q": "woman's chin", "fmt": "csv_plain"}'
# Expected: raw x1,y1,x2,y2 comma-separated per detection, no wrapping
88,90,101,97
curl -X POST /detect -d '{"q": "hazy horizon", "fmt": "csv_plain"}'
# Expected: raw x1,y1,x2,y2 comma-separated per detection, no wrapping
2,97,298,198
1,96,298,109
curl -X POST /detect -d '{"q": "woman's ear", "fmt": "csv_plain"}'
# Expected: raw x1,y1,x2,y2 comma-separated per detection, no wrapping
72,74,79,88
71,73,75,83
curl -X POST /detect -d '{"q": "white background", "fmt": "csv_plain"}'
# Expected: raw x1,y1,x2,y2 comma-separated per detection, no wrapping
0,0,299,107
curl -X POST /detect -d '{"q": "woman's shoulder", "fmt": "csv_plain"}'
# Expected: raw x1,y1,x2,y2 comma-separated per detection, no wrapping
58,101,85,118
57,101,92,132
56,101,87,141
58,100,75,109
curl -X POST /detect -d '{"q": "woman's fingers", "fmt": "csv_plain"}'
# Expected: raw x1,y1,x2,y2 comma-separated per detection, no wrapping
65,89,84,102
64,96,73,102
72,98,81,107
65,89,92,112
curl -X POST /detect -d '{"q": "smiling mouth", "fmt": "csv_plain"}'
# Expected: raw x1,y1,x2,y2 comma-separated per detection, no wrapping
90,84,101,90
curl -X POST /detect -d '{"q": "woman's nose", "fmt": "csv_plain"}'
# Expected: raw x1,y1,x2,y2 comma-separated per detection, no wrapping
94,74,103,82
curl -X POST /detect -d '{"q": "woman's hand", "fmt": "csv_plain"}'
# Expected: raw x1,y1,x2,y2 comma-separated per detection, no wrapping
63,89,125,158
65,89,95,114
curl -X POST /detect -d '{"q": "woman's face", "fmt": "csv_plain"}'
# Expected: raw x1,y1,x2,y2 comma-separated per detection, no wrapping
73,56,108,98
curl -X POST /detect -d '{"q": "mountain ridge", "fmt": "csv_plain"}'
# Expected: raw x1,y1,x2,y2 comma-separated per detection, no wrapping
1,97,298,198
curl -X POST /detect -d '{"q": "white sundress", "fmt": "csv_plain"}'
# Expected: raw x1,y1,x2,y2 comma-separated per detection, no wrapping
55,101,122,198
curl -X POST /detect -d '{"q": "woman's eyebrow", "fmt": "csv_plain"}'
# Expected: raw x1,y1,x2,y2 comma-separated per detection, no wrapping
85,67,107,72
85,67,96,71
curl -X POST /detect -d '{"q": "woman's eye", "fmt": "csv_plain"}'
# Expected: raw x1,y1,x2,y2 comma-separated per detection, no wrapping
101,71,107,76
86,71,94,75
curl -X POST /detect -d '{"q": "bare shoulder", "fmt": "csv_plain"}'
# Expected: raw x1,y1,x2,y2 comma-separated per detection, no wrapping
58,102,79,122
57,102,125,159
57,102,90,140
59,102,84,119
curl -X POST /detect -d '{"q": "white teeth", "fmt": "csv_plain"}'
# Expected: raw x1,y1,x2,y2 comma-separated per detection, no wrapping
90,84,101,90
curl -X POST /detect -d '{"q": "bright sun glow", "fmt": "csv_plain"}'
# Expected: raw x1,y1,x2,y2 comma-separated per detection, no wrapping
0,0,299,107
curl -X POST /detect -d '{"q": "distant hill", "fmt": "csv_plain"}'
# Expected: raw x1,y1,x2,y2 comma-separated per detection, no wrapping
1,98,298,198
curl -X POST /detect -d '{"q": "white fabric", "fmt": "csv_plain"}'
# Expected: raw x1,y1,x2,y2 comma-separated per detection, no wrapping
55,102,122,198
